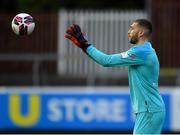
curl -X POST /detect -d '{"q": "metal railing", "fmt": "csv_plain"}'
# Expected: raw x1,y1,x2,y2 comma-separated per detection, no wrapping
58,10,148,77
1,10,179,86
0,54,57,85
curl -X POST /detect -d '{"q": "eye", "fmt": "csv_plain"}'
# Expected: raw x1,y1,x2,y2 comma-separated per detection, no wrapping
129,26,133,30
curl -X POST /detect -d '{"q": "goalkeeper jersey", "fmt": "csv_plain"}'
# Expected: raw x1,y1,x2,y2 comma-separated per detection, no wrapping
86,41,165,113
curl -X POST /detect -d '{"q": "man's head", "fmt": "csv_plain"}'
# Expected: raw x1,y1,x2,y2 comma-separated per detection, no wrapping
128,19,152,44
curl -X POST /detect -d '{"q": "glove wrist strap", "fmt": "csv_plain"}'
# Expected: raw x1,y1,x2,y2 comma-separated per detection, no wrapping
81,43,90,53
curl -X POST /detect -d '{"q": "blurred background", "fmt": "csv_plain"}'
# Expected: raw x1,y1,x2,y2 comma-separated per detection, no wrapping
0,0,180,134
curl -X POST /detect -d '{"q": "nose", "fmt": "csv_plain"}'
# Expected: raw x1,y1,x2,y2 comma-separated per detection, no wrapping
128,29,130,34
128,30,130,37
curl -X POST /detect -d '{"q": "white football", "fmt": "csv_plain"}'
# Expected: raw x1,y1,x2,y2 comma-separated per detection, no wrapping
11,13,35,35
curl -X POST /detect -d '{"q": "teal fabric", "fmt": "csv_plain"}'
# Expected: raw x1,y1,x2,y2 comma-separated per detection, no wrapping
86,41,165,113
133,111,165,134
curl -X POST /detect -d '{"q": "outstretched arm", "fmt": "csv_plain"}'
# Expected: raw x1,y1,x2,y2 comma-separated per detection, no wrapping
86,45,145,67
65,24,145,67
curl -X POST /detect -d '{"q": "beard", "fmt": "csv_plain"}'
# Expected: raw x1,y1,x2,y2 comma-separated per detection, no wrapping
129,36,139,44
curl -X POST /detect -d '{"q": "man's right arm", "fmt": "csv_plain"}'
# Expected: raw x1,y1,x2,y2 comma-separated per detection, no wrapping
64,24,145,67
86,45,145,67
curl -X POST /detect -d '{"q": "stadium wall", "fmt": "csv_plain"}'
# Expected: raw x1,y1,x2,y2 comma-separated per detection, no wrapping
0,87,179,133
151,0,180,68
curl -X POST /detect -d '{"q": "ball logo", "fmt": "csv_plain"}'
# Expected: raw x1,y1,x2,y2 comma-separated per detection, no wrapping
9,95,40,127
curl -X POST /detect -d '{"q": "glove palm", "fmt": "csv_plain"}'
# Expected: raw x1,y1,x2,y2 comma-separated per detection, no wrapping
65,24,89,51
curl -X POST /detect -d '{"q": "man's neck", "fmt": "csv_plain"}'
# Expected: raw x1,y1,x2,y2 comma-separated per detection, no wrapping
137,39,148,45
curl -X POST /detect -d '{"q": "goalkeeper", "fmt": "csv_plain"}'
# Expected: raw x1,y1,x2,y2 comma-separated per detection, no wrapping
65,19,165,134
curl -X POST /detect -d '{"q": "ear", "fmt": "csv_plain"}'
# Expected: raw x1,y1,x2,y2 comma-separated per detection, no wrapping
138,30,144,38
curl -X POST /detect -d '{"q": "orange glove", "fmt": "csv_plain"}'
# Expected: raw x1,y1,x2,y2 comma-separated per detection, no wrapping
65,24,90,52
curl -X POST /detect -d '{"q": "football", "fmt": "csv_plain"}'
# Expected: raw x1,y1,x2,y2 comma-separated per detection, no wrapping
11,13,35,35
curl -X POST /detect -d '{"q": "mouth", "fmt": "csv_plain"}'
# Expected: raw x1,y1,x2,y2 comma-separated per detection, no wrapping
128,34,131,38
128,36,131,40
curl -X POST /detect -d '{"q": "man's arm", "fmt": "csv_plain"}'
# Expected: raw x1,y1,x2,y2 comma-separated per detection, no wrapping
86,45,144,67
65,24,145,67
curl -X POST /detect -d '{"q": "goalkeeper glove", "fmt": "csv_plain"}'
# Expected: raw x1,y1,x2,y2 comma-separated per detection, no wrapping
65,24,90,52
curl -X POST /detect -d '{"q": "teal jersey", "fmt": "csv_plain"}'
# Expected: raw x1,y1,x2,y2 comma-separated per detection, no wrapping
86,41,165,113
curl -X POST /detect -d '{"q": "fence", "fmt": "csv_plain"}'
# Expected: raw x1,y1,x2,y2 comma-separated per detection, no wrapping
58,10,148,78
0,10,179,86
0,12,58,86
151,0,180,67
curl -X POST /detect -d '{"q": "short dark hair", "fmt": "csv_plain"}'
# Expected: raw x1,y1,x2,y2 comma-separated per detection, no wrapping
134,19,152,37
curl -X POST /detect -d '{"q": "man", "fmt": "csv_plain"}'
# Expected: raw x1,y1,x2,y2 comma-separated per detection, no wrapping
65,19,165,134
